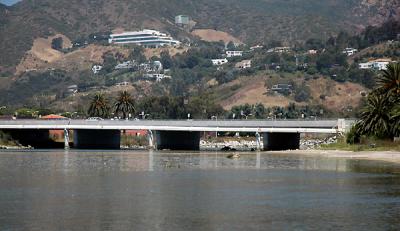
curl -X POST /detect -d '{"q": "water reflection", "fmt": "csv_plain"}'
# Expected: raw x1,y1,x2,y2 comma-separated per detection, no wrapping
0,150,399,230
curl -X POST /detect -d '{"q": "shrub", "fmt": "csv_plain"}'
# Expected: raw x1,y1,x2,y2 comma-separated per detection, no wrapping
346,125,361,144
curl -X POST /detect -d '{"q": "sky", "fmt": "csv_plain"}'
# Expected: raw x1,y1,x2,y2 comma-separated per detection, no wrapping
0,0,21,6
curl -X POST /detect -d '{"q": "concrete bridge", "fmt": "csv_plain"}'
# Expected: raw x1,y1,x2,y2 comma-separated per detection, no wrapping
0,119,352,151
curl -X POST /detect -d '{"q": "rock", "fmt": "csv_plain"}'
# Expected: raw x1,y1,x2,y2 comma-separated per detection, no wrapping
227,153,240,159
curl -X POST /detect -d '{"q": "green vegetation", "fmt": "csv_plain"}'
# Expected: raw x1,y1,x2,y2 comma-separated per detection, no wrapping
355,63,400,139
121,134,148,147
321,137,400,152
0,131,18,146
228,103,327,120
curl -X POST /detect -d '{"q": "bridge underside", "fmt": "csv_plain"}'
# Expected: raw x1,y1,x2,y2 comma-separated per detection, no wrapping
155,131,201,150
73,129,121,149
1,129,62,148
263,132,300,151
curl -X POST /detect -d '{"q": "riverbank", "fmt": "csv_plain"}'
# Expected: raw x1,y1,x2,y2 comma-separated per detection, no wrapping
276,149,400,164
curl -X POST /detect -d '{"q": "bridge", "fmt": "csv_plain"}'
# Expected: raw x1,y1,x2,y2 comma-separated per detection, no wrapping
0,119,352,150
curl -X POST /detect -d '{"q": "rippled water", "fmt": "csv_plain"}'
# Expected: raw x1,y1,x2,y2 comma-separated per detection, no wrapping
0,150,399,230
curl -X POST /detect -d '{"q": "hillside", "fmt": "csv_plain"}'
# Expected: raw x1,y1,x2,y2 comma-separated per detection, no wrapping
0,0,399,73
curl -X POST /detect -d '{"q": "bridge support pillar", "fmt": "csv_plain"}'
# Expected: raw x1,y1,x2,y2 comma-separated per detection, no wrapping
148,130,154,149
73,129,121,149
155,131,201,150
263,132,300,151
64,129,70,150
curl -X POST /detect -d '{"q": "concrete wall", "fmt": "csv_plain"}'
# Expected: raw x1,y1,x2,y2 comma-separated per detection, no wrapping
73,129,121,149
263,132,300,151
155,131,200,150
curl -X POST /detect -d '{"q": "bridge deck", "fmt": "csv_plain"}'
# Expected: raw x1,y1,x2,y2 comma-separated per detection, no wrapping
0,119,349,133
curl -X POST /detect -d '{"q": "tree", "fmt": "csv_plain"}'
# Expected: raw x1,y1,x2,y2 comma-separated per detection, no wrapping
51,37,63,50
114,91,135,119
160,51,173,69
129,45,146,63
356,92,393,139
87,93,110,118
377,63,400,98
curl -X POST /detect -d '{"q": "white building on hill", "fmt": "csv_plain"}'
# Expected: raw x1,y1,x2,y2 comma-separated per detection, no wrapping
109,30,180,47
359,59,393,71
226,51,243,58
175,15,190,26
92,65,103,74
342,48,358,56
211,58,228,66
235,60,251,69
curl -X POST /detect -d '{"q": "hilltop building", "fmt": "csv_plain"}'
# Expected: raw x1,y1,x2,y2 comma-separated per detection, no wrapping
109,30,180,47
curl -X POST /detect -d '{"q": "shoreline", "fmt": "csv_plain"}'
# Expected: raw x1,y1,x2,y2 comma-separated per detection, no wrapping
274,149,400,164
1,144,400,164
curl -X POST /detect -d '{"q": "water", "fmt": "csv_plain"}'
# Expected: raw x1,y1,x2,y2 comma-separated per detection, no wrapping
0,150,399,230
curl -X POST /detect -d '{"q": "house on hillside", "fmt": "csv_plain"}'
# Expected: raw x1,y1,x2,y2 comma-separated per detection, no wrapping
66,85,78,96
211,58,228,66
235,60,252,69
226,51,243,58
92,65,102,74
342,48,358,56
359,58,393,71
115,82,130,87
115,61,136,70
250,45,263,51
270,84,293,94
143,73,171,82
267,47,291,53
153,61,163,72
109,30,180,47
308,50,318,55
175,15,190,27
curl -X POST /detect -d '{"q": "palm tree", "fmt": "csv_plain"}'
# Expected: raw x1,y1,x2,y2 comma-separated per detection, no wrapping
114,91,135,119
87,93,110,118
356,92,394,139
377,63,400,99
391,106,400,137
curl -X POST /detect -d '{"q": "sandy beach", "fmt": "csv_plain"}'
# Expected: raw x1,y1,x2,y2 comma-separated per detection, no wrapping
276,149,400,164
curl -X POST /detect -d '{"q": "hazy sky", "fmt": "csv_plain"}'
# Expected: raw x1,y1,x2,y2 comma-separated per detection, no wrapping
0,0,21,6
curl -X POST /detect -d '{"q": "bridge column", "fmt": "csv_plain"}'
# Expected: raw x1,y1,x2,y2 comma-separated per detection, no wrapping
148,130,154,149
73,129,121,149
64,129,70,150
155,131,201,150
263,132,300,151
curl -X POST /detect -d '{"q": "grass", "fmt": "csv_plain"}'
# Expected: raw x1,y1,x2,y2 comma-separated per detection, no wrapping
320,137,400,152
121,134,148,147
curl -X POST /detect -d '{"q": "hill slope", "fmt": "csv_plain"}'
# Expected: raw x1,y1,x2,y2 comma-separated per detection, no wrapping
0,0,399,73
